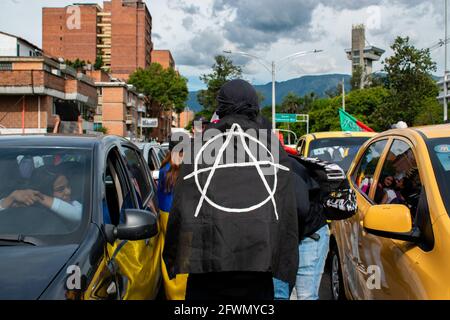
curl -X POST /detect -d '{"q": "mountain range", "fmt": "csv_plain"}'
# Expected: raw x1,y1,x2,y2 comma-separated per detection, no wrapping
186,74,352,112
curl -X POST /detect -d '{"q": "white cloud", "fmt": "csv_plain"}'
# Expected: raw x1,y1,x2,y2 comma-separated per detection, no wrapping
0,0,446,91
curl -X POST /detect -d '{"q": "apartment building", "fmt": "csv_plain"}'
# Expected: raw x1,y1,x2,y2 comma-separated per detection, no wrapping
87,70,147,138
43,0,153,80
0,56,97,134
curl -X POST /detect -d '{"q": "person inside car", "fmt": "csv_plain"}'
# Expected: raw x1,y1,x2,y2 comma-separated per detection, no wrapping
36,173,82,223
375,175,395,204
0,172,82,223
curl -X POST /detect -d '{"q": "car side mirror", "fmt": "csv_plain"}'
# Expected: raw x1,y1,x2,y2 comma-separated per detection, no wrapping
363,204,421,243
104,209,158,244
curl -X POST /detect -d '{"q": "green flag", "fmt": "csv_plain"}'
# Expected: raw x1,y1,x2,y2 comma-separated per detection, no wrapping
339,109,374,132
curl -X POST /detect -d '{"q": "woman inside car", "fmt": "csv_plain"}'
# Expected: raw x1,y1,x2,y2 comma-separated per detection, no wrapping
0,172,82,223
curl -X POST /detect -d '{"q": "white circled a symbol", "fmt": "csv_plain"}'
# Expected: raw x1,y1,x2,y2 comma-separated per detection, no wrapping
184,123,289,220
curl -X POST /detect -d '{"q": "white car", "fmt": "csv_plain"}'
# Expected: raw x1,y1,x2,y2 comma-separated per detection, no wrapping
136,143,167,181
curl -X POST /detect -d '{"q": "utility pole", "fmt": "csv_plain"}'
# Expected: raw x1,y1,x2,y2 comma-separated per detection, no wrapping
445,0,448,122
342,78,346,112
272,61,276,131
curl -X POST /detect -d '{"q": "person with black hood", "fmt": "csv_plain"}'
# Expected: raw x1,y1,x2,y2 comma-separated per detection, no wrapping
163,79,299,300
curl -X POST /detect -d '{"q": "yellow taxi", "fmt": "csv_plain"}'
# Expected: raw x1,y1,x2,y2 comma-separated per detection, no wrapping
329,124,450,300
296,131,377,172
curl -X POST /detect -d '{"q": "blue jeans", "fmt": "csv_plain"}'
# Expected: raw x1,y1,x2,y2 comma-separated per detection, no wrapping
273,224,330,300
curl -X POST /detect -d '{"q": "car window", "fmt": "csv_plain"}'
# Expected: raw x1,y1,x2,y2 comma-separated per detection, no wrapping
352,139,388,198
374,139,422,216
427,138,450,217
147,148,156,171
308,137,372,172
0,147,91,243
156,148,166,163
120,146,151,205
104,148,136,226
151,149,160,169
297,139,305,156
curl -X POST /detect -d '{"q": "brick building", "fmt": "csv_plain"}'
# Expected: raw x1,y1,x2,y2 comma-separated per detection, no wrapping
151,50,175,70
177,108,195,129
42,0,153,80
87,70,147,138
0,56,97,134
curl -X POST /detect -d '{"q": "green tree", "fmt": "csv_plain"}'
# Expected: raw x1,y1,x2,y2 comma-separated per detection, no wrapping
65,58,86,70
94,56,104,70
280,92,302,114
94,126,108,134
351,65,364,90
197,55,242,112
375,36,439,128
302,92,317,112
325,82,343,98
128,63,189,113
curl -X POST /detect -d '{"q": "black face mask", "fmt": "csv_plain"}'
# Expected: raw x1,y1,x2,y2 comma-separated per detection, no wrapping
216,79,260,120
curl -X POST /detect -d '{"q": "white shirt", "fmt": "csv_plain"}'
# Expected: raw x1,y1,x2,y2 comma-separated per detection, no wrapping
0,197,82,222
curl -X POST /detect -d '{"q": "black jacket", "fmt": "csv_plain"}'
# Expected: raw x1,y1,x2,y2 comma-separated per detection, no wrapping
163,114,299,285
288,156,327,240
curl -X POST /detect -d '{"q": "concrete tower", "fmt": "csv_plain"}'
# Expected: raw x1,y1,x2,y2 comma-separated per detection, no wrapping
345,24,384,88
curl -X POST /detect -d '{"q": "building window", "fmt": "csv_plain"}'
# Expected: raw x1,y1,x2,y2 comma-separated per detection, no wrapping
29,50,33,57
0,62,12,71
17,44,20,56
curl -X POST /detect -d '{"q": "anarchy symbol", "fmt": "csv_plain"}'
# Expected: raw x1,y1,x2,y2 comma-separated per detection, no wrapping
184,123,290,220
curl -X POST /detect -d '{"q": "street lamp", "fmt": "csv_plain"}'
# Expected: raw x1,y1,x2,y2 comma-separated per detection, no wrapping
445,0,448,122
223,49,323,131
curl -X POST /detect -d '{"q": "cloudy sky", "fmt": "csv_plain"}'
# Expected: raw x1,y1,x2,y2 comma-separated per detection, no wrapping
0,0,447,91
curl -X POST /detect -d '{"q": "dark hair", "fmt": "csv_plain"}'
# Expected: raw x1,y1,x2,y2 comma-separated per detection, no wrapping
160,151,181,193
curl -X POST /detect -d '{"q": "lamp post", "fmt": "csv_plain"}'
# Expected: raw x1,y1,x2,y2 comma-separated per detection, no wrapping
223,49,323,131
445,0,448,122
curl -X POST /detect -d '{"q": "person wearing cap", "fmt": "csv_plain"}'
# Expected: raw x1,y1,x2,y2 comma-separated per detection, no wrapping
157,135,188,300
163,79,299,300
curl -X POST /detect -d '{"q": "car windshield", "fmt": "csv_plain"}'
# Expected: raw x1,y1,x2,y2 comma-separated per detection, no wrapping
426,138,450,217
308,137,371,172
0,147,91,245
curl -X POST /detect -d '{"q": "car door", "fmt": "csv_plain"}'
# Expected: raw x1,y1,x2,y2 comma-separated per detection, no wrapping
343,138,389,299
119,144,161,299
150,147,162,181
357,137,428,299
83,145,140,300
296,137,306,156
